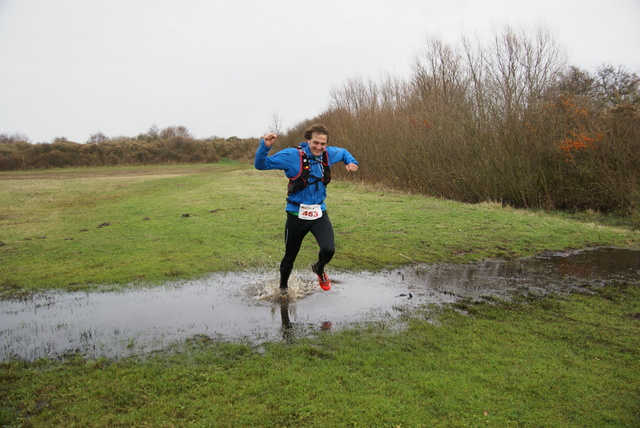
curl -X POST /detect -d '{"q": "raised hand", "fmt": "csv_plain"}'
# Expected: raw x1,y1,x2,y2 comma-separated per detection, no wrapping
263,133,277,147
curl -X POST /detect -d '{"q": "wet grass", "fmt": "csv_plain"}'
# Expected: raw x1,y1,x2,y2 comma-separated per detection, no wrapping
1,164,638,294
1,282,638,427
1,164,640,426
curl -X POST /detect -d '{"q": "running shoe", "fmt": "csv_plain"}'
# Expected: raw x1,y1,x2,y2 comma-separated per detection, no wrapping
274,288,289,303
312,264,331,291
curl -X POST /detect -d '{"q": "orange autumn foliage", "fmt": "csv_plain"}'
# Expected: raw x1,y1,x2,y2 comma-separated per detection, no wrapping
559,131,603,160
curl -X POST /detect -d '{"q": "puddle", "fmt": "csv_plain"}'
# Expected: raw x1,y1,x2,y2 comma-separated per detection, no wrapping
1,247,638,361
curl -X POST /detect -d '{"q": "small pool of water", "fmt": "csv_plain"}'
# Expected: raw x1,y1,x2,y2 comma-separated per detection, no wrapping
1,247,638,361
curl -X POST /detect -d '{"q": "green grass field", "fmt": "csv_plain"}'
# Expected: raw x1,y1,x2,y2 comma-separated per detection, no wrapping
1,163,637,294
1,163,639,427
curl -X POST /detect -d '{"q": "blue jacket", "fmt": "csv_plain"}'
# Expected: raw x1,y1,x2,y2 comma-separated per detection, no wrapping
254,140,358,212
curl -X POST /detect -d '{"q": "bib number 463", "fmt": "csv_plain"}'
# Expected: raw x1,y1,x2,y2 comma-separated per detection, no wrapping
299,204,323,220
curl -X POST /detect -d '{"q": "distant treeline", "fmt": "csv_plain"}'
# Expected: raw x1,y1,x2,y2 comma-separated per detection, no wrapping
0,126,258,169
282,26,640,213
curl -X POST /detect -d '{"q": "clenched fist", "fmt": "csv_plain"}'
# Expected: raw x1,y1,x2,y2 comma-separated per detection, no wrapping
263,133,277,147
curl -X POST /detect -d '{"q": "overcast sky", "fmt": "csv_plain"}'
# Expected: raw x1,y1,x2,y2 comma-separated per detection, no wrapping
1,0,639,143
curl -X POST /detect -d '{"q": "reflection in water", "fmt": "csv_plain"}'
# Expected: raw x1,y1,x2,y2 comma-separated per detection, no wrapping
0,247,638,361
279,301,292,341
278,300,333,341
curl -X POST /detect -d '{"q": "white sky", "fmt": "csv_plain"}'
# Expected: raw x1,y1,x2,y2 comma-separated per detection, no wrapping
1,0,639,143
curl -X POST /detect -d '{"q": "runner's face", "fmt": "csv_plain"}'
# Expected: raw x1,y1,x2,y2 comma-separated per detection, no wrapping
308,132,327,156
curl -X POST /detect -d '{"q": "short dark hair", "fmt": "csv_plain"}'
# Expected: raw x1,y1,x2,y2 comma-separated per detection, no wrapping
303,124,329,141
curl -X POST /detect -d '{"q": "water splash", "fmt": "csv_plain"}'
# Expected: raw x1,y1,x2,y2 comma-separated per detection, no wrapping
247,271,319,302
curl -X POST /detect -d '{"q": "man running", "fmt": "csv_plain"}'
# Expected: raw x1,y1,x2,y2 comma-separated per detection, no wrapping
254,124,359,296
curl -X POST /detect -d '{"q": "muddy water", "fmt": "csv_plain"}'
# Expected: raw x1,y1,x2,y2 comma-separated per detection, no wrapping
1,247,638,361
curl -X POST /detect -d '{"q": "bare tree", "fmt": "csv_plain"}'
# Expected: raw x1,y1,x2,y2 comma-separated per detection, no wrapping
0,133,31,144
87,132,109,144
269,112,283,135
594,65,640,110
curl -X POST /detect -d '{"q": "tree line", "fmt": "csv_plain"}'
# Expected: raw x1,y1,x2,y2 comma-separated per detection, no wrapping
0,126,258,169
281,26,640,214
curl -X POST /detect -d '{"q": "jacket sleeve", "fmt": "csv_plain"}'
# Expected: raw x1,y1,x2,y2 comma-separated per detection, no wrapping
254,139,296,172
327,147,359,166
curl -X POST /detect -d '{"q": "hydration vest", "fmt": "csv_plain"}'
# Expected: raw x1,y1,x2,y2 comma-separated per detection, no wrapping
287,146,332,196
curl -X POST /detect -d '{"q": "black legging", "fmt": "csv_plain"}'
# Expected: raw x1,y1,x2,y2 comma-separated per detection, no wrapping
279,211,335,289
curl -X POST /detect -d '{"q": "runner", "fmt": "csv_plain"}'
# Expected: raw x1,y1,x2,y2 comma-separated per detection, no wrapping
254,124,359,297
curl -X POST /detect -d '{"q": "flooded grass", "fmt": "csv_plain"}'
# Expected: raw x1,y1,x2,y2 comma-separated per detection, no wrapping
2,247,638,362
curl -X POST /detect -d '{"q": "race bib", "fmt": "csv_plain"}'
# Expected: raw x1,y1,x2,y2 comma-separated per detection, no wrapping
299,204,323,220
